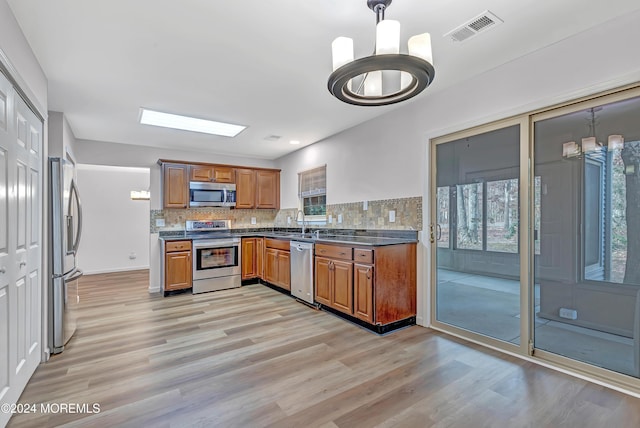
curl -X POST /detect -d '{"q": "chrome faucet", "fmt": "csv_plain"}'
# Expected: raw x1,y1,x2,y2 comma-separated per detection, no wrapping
296,209,306,234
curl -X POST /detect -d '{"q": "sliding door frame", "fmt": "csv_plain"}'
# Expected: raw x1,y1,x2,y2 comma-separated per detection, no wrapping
429,115,532,358
429,83,640,396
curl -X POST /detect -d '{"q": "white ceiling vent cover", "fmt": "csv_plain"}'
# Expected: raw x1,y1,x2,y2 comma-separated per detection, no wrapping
444,10,503,43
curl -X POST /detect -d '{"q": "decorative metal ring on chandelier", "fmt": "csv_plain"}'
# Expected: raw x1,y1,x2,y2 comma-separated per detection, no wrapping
327,0,435,107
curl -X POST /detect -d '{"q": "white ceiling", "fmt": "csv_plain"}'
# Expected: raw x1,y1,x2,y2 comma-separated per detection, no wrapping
8,0,640,160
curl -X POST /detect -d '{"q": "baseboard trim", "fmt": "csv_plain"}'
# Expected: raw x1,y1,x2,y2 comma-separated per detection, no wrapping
83,266,150,275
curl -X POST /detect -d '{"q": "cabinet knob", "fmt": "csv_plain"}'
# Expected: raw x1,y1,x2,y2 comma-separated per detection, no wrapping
339,252,346,256
366,268,372,279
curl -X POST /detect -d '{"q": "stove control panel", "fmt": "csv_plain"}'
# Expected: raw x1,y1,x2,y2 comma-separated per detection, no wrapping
186,219,231,231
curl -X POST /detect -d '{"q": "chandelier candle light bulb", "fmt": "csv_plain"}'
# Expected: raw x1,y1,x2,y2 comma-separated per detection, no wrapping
328,0,435,106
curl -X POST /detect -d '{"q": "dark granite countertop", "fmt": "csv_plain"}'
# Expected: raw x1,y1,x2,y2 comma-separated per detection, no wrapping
158,228,419,246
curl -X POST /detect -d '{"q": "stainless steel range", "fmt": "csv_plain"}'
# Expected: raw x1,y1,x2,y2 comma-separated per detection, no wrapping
187,220,241,294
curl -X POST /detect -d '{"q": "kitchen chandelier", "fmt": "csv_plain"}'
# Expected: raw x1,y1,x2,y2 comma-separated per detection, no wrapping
328,0,435,106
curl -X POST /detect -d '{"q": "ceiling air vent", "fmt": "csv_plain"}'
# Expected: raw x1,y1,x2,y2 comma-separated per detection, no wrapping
263,135,282,141
444,10,503,43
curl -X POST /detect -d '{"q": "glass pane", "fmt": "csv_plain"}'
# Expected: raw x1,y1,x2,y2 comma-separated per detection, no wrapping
197,247,237,270
303,195,326,216
436,124,521,344
437,186,450,248
456,183,483,250
486,179,519,253
533,94,640,378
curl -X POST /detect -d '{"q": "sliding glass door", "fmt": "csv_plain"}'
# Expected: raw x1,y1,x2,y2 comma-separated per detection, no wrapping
431,85,640,392
532,92,640,379
432,121,529,349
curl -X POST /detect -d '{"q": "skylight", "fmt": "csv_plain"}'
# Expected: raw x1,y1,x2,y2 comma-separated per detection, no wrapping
139,108,246,137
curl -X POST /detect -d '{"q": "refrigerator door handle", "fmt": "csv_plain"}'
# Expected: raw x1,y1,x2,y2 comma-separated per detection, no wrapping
69,179,83,254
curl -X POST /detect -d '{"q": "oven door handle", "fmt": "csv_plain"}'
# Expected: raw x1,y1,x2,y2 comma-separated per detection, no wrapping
193,240,239,249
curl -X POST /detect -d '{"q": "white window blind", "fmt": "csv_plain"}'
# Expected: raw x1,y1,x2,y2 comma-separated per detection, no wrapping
299,166,326,197
299,165,327,217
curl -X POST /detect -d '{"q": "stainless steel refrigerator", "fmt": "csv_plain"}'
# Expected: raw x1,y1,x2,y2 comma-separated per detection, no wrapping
49,157,83,355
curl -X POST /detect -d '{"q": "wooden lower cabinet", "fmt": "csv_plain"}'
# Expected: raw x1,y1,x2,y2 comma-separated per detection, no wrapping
315,243,416,328
277,251,291,290
331,260,353,314
264,248,278,284
264,243,290,291
241,238,257,279
314,256,353,316
241,237,265,281
353,263,374,323
164,240,192,292
256,237,264,278
314,258,332,306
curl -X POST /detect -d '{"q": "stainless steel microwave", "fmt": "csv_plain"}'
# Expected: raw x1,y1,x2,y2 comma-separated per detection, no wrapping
189,182,236,207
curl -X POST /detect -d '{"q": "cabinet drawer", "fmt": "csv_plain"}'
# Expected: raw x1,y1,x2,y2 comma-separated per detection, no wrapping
265,238,290,251
315,243,352,261
354,248,373,264
166,240,192,252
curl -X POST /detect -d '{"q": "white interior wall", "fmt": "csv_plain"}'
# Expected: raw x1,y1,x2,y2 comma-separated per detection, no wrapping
0,0,47,112
276,10,640,326
76,164,151,274
48,111,79,161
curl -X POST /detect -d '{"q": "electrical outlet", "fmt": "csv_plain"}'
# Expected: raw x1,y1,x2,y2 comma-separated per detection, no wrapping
328,214,333,223
287,216,291,225
363,200,368,210
389,210,396,222
338,214,343,224
251,217,257,225
559,308,578,320
129,252,137,260
155,219,165,227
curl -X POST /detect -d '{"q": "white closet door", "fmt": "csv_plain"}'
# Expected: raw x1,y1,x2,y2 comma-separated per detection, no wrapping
0,70,43,427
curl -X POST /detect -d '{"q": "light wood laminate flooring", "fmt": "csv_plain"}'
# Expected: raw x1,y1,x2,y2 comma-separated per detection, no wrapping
8,270,640,427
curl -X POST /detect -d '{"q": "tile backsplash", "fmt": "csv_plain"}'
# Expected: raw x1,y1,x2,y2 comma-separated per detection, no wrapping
150,196,422,232
150,208,277,233
275,197,422,230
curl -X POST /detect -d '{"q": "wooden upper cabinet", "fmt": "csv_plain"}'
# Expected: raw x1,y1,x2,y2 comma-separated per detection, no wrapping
162,163,189,208
190,165,235,183
213,166,235,183
235,169,256,209
256,170,280,209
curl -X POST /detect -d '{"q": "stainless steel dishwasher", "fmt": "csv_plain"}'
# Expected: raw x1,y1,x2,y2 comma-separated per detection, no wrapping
290,241,314,305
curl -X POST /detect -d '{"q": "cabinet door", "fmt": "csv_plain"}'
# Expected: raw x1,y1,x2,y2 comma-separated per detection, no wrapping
277,251,291,290
314,257,332,306
331,260,353,315
235,168,256,209
165,251,192,290
213,166,235,183
256,170,279,209
353,264,374,323
264,248,278,284
190,165,215,182
256,238,264,279
241,238,256,279
162,163,188,208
